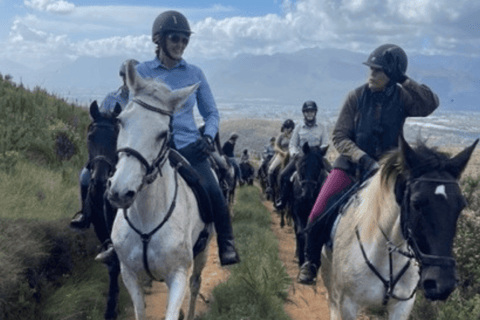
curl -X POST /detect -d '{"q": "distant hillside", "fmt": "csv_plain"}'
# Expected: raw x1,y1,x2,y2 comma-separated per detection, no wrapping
2,47,480,111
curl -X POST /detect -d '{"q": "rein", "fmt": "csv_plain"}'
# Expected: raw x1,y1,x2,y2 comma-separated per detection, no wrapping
355,175,459,305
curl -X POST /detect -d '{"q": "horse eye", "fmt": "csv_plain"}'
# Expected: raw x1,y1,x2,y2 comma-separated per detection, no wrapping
412,197,428,211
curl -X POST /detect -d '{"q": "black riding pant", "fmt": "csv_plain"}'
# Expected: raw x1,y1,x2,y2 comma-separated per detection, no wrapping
178,145,233,237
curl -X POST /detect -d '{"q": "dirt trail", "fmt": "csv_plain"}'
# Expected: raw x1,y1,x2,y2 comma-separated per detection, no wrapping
129,189,331,320
262,200,331,320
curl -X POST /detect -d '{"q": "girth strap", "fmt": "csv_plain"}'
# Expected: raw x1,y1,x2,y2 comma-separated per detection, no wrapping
122,168,179,282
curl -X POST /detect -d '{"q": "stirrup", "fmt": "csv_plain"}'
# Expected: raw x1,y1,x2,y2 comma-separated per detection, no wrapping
297,261,318,285
69,211,89,230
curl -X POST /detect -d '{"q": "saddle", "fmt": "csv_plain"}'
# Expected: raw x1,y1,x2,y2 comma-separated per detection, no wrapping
168,150,213,256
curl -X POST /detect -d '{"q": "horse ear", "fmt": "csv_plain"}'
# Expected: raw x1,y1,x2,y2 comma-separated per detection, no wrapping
446,139,479,179
90,100,101,121
112,102,122,118
125,59,146,95
168,82,200,112
399,135,417,171
302,142,310,154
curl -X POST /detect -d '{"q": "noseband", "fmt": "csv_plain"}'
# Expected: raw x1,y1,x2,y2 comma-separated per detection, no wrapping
116,98,173,186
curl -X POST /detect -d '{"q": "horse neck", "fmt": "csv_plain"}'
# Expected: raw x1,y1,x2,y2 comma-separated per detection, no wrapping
353,172,404,245
130,162,177,228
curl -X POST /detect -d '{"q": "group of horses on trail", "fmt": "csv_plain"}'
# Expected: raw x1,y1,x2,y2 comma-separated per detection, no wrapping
81,60,478,320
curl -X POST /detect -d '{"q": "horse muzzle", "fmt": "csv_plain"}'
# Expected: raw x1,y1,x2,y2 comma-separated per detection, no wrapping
107,179,137,209
421,265,458,301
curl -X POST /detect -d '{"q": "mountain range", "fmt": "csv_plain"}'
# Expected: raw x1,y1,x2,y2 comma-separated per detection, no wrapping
1,47,479,113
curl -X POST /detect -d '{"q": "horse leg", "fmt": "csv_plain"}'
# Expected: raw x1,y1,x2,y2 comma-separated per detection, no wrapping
387,298,416,320
121,266,146,320
165,267,190,320
339,295,360,320
104,254,120,320
186,247,209,320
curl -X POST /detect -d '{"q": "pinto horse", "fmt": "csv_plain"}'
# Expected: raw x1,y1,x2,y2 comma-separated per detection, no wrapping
84,100,121,320
291,142,329,266
320,137,478,320
107,60,213,320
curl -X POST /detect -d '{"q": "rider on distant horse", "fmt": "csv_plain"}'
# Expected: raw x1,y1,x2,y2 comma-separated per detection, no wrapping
265,119,295,198
259,136,276,177
222,132,243,184
70,59,139,232
119,10,240,266
275,101,330,210
297,44,440,285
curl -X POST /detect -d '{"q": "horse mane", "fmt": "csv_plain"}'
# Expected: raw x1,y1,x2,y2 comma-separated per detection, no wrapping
351,139,449,240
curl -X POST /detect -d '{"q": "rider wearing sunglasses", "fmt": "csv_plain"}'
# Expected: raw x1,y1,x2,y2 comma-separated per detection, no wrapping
122,10,240,267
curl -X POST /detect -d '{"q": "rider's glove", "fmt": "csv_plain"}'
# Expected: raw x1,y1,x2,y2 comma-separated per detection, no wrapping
383,48,408,84
359,154,379,177
195,135,215,161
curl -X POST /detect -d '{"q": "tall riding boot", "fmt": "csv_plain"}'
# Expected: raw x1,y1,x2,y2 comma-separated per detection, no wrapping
275,179,289,210
297,219,326,285
214,203,240,266
265,173,275,197
70,183,90,229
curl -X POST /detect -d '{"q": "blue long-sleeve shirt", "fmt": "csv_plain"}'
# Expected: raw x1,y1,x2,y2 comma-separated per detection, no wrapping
136,57,219,150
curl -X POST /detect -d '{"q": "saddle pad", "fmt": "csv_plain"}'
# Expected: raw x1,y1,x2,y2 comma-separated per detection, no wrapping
169,150,214,224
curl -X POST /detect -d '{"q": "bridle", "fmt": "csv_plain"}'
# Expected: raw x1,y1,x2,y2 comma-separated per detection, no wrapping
86,122,119,178
355,174,460,305
114,97,179,281
116,98,173,187
400,177,459,269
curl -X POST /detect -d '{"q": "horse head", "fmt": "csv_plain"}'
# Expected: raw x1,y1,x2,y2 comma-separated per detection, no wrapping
107,59,199,209
294,142,329,200
395,136,478,300
87,100,121,190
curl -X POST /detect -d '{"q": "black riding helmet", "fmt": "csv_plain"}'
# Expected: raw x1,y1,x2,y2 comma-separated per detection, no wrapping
152,11,192,60
302,100,318,112
363,44,408,74
281,119,295,132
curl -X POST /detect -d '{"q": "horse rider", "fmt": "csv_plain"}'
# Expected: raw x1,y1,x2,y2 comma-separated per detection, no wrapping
241,149,250,163
297,44,440,285
97,11,240,266
275,101,330,210
70,59,139,231
265,119,295,198
222,132,243,184
259,136,276,178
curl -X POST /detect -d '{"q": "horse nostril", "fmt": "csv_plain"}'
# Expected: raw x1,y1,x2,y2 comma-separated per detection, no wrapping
125,191,136,200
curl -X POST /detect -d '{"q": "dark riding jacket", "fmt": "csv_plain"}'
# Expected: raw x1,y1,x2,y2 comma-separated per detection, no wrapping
332,78,439,172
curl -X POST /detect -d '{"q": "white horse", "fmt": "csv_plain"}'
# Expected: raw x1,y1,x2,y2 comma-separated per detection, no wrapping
320,137,478,320
107,60,213,320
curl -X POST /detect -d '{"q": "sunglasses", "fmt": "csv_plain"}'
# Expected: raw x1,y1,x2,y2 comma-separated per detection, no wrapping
167,33,190,45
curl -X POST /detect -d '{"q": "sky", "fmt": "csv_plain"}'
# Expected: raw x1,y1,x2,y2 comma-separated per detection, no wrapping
1,0,480,70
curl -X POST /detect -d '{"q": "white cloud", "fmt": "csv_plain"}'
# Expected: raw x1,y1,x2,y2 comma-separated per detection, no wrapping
5,0,480,69
24,0,75,14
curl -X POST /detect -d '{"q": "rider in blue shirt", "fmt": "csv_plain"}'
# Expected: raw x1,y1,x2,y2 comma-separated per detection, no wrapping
96,11,240,266
70,59,138,230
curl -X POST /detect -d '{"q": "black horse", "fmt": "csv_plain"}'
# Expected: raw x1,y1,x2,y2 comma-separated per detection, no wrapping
239,160,255,186
291,142,329,266
257,152,274,196
84,101,121,320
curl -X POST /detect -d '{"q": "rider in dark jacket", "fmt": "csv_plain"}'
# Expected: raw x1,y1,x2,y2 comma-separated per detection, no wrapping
297,44,440,285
